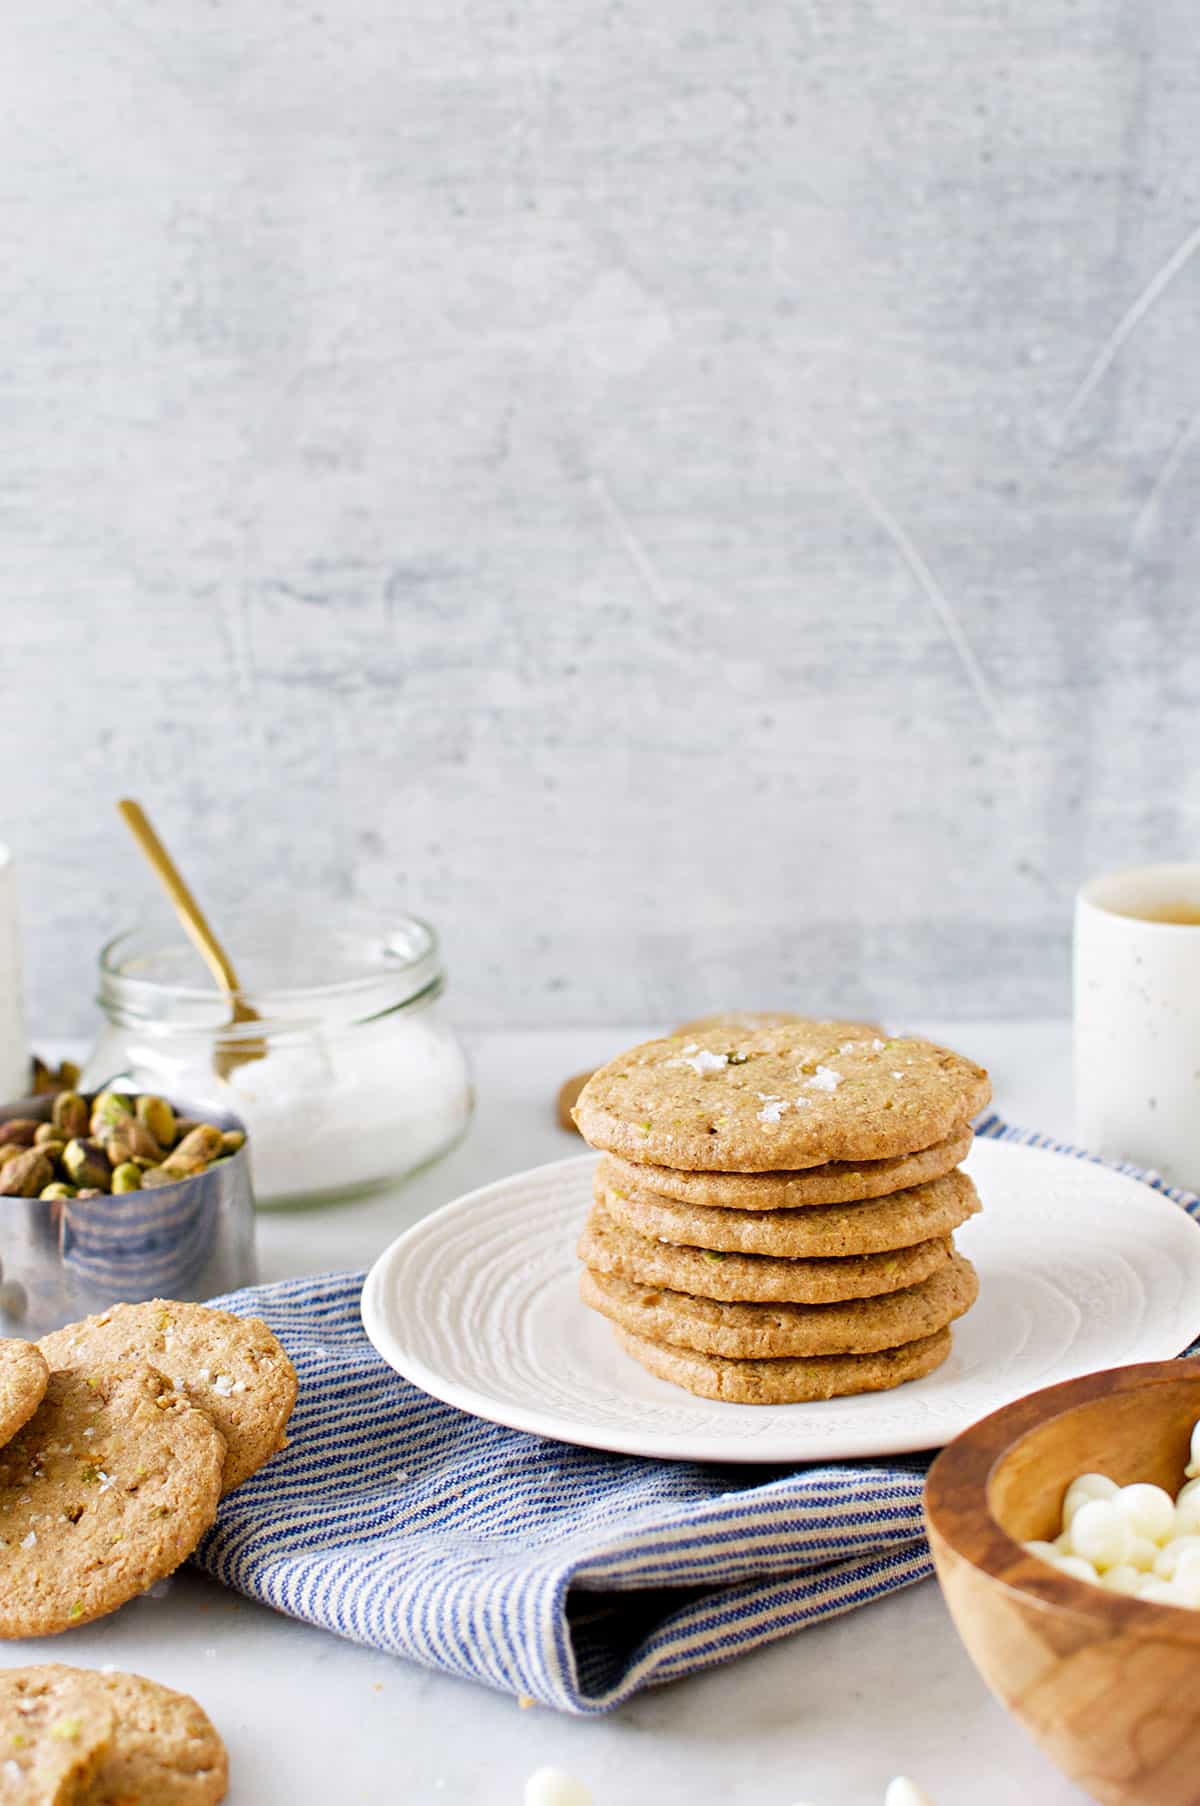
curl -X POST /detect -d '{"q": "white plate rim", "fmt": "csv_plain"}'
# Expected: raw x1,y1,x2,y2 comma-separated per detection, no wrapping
360,1144,1200,1463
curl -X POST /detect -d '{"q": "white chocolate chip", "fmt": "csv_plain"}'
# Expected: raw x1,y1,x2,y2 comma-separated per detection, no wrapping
1069,1499,1132,1570
1113,1483,1176,1543
523,1768,593,1806
884,1780,938,1806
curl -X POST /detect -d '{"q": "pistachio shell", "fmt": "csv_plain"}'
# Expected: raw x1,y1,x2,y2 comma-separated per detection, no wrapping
1,1149,53,1197
111,1162,143,1193
61,1139,113,1191
0,1120,38,1148
89,1090,133,1138
51,1091,90,1138
39,1182,77,1200
135,1094,176,1148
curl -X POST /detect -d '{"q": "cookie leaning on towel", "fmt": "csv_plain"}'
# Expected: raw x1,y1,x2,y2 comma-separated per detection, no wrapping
0,1299,296,1639
573,1018,990,1403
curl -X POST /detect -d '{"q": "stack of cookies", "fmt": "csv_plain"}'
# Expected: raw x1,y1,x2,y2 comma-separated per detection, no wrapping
572,1018,991,1404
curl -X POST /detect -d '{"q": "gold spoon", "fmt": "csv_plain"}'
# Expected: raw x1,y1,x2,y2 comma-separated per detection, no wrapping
116,798,266,1076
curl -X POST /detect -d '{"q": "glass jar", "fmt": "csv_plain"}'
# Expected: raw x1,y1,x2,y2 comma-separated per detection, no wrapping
81,912,473,1208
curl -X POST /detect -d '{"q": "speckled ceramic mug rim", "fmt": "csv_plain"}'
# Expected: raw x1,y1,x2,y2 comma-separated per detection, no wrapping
1078,862,1200,929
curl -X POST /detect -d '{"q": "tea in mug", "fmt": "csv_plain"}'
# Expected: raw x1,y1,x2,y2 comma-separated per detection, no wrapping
1111,901,1200,926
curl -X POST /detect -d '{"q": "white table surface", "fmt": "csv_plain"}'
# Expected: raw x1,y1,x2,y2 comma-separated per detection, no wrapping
3,1019,1095,1805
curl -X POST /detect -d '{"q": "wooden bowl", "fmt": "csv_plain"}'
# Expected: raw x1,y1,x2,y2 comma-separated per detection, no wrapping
926,1360,1200,1805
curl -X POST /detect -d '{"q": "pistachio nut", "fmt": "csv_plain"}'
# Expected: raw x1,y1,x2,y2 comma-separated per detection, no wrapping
34,1139,65,1164
34,1121,60,1145
111,1162,143,1193
139,1166,177,1189
221,1128,247,1155
105,1118,163,1165
0,1120,39,1148
89,1091,133,1138
39,1182,77,1200
172,1118,201,1144
51,1091,90,1139
1,1149,53,1197
160,1154,208,1181
172,1124,226,1165
135,1094,176,1148
61,1139,113,1192
0,1144,26,1170
29,1055,54,1096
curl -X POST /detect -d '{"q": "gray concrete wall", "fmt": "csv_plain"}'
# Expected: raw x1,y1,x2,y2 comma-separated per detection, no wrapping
3,0,1199,1034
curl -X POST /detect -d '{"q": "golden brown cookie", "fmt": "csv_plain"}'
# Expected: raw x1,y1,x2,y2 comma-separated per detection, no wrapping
596,1166,981,1257
614,1323,954,1403
40,1301,297,1495
578,1201,955,1303
0,1365,225,1638
0,1339,49,1447
79,1668,228,1805
582,1251,979,1359
598,1122,974,1210
0,1665,114,1804
672,1012,882,1037
573,1026,990,1172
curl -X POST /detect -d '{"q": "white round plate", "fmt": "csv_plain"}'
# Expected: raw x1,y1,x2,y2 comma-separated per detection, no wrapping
360,1139,1200,1463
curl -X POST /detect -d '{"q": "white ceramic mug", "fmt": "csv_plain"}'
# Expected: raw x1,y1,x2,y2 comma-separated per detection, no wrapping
1075,863,1200,1187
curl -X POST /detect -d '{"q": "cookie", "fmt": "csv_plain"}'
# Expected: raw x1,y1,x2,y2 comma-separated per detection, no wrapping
40,1301,297,1494
614,1323,954,1403
582,1250,979,1359
672,1012,882,1036
0,1364,225,1638
596,1166,981,1257
80,1669,228,1805
573,1026,990,1172
578,1201,955,1303
559,1016,882,1137
0,1339,49,1447
598,1122,974,1210
0,1665,113,1804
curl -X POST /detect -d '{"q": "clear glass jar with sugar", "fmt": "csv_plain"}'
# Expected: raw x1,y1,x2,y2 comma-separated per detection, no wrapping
81,912,473,1208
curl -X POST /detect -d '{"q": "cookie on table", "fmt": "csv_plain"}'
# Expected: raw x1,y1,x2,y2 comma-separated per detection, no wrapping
573,1026,990,1172
616,1324,954,1404
0,1665,114,1804
596,1166,982,1257
582,1251,979,1360
0,1339,49,1447
0,1364,225,1638
598,1121,974,1210
40,1300,297,1495
578,1201,955,1303
79,1668,228,1806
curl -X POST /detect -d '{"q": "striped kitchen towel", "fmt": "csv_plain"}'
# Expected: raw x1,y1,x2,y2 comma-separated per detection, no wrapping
191,1118,1200,1714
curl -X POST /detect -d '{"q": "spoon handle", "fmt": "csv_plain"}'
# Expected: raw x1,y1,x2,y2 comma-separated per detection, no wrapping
116,798,242,998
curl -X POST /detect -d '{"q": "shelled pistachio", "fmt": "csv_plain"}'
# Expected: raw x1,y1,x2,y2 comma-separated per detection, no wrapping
0,1091,246,1200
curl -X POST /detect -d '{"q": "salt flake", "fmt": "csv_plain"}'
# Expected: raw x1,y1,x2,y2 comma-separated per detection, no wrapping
756,1100,787,1124
806,1066,842,1093
680,1050,728,1076
20,1531,36,1549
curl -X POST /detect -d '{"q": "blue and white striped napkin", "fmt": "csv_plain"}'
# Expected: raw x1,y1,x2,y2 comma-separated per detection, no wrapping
193,1118,1200,1715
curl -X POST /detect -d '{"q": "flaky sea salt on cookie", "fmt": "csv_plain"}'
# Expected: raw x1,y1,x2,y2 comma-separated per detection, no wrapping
599,1121,974,1210
0,1364,225,1638
614,1323,954,1404
0,1665,114,1804
0,1339,49,1447
581,1251,979,1359
573,1026,990,1172
41,1300,297,1494
578,1201,955,1303
597,1166,981,1258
